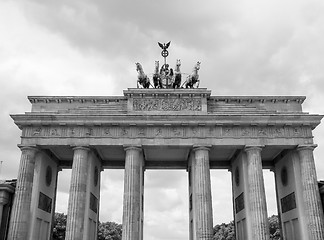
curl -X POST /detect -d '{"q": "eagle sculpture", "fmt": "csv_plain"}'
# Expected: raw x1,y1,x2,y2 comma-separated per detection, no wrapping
158,41,171,50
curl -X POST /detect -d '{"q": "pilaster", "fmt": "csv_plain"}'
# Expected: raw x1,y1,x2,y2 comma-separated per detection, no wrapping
7,145,38,240
191,145,213,240
244,145,269,240
65,146,90,240
297,145,324,240
122,146,144,240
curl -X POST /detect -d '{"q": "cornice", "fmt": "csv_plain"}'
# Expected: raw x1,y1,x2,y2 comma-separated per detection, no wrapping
10,113,323,129
28,96,127,104
123,88,211,98
28,95,305,104
208,96,306,104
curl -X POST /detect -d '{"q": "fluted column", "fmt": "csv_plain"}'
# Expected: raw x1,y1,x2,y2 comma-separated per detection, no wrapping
244,146,269,240
122,146,143,240
192,146,213,240
0,190,9,232
65,146,90,240
0,204,3,229
7,145,38,240
297,145,324,240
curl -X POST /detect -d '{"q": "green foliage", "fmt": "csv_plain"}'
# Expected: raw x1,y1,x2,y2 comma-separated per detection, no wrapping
52,212,122,240
213,221,235,240
52,212,280,240
213,215,281,240
98,221,122,240
268,215,281,240
52,212,67,240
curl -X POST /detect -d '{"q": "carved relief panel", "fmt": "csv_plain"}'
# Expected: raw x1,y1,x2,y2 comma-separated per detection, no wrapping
132,98,202,111
24,125,312,140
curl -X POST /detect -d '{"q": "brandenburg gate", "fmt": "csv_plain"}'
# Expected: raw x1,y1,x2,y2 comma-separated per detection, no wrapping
7,88,324,240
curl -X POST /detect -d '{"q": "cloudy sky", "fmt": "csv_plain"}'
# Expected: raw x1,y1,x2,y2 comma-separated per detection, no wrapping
1,0,324,239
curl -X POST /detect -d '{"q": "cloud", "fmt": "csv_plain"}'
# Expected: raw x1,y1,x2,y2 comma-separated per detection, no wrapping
1,0,324,239
16,0,324,97
100,170,124,223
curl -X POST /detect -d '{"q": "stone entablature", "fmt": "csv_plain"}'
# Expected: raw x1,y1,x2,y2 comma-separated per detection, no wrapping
27,88,306,115
132,98,203,112
22,125,313,140
125,88,210,114
12,89,321,148
28,96,128,113
208,96,305,113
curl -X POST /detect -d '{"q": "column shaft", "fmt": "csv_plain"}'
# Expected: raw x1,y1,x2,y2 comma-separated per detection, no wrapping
65,147,89,240
0,204,3,229
298,145,324,240
122,147,143,240
192,146,213,240
7,146,38,240
245,146,269,240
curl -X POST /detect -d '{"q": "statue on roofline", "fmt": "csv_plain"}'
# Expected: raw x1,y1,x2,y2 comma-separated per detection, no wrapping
135,41,200,89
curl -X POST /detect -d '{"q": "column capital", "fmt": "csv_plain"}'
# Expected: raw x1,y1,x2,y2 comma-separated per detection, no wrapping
192,144,212,152
0,191,11,205
71,145,90,151
17,144,39,152
123,145,142,152
297,144,317,152
244,145,265,153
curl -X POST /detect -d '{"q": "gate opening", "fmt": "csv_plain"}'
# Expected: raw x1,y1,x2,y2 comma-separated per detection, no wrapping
144,170,189,240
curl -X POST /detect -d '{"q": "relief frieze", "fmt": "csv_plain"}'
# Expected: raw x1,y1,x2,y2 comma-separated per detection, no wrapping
23,125,311,139
133,98,202,111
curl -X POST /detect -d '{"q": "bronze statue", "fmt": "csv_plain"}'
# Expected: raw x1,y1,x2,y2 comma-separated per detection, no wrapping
185,61,201,88
173,59,182,89
153,61,162,88
136,62,150,88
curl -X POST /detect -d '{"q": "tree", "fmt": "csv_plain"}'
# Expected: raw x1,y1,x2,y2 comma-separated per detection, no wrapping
52,213,67,240
213,221,235,240
98,221,122,240
52,212,122,240
213,215,281,240
268,215,281,240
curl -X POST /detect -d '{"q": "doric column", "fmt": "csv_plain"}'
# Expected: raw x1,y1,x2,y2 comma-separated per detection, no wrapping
192,145,213,240
7,145,38,240
122,146,143,240
0,190,10,233
65,146,90,240
244,146,269,240
297,145,324,240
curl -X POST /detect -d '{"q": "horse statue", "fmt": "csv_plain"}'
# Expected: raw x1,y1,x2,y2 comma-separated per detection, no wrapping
153,61,162,88
172,59,181,88
136,62,150,88
185,61,201,88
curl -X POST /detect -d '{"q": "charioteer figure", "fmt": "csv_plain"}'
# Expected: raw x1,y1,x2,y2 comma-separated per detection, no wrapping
135,42,201,89
160,63,173,88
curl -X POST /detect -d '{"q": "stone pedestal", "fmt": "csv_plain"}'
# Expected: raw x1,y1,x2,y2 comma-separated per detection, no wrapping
189,146,213,240
244,146,269,240
7,146,38,240
122,146,144,240
297,145,324,240
65,146,90,240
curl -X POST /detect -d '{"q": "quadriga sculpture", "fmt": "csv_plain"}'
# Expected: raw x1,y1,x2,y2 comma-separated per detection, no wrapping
185,61,201,88
173,59,182,89
136,62,150,88
153,61,162,88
